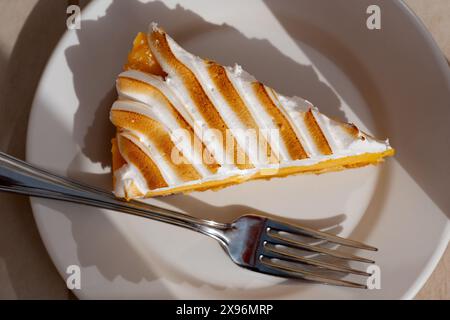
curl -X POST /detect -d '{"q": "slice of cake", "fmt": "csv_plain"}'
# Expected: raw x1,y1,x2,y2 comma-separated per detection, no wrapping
110,24,394,200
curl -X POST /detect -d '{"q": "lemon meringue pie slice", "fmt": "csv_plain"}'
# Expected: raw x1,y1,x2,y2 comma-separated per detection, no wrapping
110,24,394,200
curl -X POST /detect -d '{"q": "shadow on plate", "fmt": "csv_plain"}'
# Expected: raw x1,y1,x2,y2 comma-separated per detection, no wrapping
66,0,345,172
158,194,345,234
264,0,450,220
60,0,355,295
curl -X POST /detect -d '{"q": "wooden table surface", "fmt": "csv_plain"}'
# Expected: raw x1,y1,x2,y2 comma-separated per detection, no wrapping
0,0,448,299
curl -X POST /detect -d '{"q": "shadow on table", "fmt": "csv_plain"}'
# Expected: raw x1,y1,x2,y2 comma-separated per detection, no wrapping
0,0,88,300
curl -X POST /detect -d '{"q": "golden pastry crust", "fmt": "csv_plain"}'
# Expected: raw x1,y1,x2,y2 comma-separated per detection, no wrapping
139,149,395,198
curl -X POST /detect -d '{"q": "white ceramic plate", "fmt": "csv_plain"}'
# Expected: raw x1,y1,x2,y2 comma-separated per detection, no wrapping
26,0,450,299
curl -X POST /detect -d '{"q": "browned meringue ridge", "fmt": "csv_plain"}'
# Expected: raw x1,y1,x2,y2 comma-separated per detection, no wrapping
110,24,394,200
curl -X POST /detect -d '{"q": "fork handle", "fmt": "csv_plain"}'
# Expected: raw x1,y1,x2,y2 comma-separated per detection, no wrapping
0,152,228,243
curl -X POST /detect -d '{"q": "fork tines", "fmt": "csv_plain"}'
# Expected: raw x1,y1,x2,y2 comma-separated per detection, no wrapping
258,219,378,289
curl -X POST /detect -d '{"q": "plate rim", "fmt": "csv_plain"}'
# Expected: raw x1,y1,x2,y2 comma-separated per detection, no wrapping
25,0,450,300
390,0,450,299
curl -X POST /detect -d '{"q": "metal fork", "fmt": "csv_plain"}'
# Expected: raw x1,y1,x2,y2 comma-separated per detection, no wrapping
0,151,377,288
